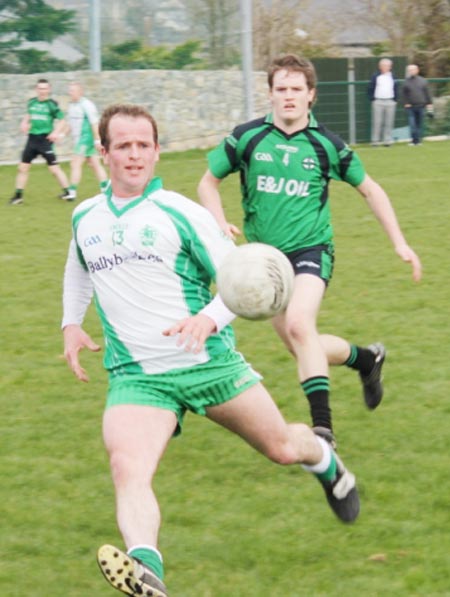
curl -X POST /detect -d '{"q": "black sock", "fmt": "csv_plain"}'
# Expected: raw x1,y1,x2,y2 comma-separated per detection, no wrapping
345,345,375,375
301,376,332,430
15,189,23,198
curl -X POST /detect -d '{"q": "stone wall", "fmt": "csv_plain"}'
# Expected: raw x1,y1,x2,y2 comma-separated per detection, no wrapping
0,70,269,163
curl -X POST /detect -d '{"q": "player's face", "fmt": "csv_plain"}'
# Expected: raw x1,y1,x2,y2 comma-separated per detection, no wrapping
36,83,51,101
69,83,82,101
102,115,160,198
269,70,315,130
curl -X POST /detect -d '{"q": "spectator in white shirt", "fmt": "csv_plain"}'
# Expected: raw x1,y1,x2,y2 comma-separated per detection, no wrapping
368,58,399,146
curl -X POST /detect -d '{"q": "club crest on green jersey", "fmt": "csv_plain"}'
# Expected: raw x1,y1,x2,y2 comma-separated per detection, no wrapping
302,157,316,170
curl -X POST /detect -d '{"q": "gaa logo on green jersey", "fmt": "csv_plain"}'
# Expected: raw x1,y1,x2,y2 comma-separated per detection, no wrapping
302,157,316,170
255,152,273,162
140,225,157,247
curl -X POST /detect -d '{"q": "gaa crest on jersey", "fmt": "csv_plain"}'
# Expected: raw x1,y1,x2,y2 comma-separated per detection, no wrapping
140,225,157,247
302,157,316,170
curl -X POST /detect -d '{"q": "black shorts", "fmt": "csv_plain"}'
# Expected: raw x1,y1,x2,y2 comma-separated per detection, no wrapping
285,243,335,285
21,134,58,165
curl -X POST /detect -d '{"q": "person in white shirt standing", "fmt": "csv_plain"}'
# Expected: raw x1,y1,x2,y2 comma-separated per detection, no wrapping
62,81,108,201
368,58,399,146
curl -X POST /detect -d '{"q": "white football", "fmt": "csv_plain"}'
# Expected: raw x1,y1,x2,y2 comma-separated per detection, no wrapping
216,243,295,320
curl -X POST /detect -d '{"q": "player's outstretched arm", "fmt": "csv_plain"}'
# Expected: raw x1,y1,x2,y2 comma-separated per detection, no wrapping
63,324,101,383
198,169,241,240
356,175,422,282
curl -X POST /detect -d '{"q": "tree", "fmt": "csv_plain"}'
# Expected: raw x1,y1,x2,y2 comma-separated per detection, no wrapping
0,0,75,73
16,48,73,74
102,39,203,71
361,0,450,77
252,0,338,70
185,0,241,68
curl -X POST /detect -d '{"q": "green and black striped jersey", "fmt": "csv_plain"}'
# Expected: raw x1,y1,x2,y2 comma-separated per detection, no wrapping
27,97,63,135
207,112,366,253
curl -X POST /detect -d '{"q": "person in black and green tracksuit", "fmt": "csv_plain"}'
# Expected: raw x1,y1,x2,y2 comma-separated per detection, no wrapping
198,54,422,445
8,78,70,205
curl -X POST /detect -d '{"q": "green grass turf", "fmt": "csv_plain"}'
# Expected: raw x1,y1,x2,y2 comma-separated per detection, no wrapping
1,141,449,596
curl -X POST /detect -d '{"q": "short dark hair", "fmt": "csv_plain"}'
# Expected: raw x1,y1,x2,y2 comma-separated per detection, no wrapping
267,54,317,91
99,104,159,150
36,78,50,86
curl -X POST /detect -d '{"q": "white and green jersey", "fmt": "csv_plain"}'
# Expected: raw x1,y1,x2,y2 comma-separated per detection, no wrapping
63,177,236,376
67,97,99,145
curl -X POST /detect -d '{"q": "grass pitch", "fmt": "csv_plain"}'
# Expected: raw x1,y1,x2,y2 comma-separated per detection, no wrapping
1,141,449,596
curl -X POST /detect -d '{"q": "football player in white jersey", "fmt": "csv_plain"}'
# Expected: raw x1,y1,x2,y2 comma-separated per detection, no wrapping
62,104,360,597
61,81,108,201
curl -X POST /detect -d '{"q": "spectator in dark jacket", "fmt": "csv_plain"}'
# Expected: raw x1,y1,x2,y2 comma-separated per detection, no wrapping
368,58,400,146
402,64,433,146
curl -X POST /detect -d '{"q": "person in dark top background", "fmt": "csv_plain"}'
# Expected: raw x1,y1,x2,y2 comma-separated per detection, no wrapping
402,64,433,146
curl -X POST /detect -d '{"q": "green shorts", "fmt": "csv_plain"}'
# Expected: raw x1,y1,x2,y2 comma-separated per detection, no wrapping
74,138,98,157
106,350,262,434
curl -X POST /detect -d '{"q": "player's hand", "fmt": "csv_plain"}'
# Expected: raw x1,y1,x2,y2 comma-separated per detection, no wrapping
63,324,101,382
224,222,241,240
47,131,60,143
395,243,422,282
162,314,217,353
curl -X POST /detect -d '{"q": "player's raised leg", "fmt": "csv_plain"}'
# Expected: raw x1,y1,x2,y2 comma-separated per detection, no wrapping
321,334,387,409
206,382,360,523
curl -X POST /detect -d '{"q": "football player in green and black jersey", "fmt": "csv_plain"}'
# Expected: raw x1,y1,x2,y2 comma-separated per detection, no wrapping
8,78,70,205
198,54,422,446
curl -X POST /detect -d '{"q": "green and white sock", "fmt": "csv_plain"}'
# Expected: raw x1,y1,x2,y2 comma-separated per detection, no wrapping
302,436,337,483
128,545,164,580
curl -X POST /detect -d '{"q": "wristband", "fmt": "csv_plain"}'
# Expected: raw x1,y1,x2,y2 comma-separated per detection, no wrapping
200,294,236,332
